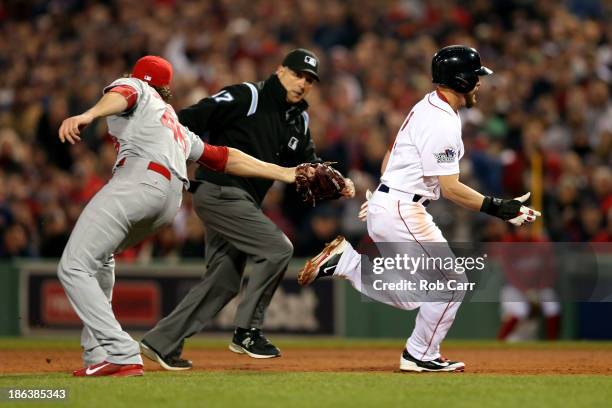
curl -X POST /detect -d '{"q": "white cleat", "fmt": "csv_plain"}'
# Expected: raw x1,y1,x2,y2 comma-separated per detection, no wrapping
399,349,465,372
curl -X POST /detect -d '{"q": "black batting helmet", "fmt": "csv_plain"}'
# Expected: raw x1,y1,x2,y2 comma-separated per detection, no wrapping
432,45,493,93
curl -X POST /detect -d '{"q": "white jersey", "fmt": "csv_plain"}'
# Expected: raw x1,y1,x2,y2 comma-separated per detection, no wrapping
381,90,464,200
104,77,206,187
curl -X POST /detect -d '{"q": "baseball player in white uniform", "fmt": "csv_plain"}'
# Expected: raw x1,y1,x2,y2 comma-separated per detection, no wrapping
58,56,298,377
298,46,541,372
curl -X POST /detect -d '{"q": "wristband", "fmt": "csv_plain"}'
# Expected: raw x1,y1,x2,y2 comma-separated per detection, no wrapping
480,196,521,221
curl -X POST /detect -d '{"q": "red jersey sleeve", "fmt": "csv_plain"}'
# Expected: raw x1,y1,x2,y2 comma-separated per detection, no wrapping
198,144,229,172
107,85,138,111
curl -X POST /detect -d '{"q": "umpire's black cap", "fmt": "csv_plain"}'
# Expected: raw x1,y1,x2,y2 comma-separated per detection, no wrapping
282,48,320,81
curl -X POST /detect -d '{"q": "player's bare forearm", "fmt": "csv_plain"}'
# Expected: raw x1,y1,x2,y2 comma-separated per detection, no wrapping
85,92,129,119
225,148,295,183
439,173,484,211
58,93,129,144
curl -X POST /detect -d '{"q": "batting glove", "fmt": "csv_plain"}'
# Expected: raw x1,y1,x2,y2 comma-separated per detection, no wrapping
507,192,541,226
480,192,541,225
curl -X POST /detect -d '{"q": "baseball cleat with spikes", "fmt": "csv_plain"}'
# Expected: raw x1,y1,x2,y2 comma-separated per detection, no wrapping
72,361,143,377
399,349,465,372
298,235,347,286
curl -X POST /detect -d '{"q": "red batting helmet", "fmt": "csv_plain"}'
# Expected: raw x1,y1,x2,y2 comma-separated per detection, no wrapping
131,56,173,87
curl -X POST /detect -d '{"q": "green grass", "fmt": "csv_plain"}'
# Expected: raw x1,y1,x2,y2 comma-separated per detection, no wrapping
2,338,612,407
1,372,611,408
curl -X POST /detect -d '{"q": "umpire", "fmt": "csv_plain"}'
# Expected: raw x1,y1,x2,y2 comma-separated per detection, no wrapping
141,49,324,368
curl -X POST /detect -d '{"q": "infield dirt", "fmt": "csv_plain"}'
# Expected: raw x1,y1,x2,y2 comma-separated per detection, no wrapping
2,347,611,375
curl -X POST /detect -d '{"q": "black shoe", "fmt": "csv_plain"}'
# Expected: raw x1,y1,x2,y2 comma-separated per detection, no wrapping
298,235,347,286
229,328,281,359
140,340,192,371
399,349,465,372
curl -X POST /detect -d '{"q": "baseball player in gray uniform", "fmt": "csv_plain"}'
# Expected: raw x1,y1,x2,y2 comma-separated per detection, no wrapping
59,56,299,377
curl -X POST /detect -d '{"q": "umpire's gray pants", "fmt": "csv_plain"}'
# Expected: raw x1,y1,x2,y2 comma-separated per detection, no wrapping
142,181,292,357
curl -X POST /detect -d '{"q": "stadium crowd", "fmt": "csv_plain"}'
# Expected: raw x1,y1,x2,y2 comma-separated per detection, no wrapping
0,0,610,261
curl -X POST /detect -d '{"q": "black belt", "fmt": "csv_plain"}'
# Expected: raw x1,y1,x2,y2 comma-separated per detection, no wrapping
187,180,202,193
378,184,430,207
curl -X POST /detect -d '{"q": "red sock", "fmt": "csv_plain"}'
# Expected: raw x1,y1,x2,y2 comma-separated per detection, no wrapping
497,316,519,340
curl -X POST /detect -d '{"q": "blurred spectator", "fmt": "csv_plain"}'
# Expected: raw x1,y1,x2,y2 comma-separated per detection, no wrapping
295,204,342,256
592,208,612,242
180,213,206,259
36,95,73,171
39,206,70,258
1,223,33,258
151,225,180,261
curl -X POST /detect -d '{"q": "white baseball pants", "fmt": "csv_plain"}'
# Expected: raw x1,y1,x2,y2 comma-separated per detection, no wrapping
335,189,462,361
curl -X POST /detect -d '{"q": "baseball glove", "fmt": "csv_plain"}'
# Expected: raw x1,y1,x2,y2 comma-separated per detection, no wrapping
295,162,346,206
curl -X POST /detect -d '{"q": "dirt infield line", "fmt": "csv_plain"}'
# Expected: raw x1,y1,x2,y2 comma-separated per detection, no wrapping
1,348,611,375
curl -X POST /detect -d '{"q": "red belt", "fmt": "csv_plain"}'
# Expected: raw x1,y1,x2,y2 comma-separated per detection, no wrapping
116,158,171,181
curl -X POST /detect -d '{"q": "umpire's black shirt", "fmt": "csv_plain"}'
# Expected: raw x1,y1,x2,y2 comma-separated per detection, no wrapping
178,74,319,205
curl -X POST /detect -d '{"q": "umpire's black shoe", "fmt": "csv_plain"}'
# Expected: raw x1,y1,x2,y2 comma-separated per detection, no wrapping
140,340,192,371
399,349,465,372
229,328,281,359
298,235,347,286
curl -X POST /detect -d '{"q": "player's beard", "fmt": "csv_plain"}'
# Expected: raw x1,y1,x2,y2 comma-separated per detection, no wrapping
465,90,477,108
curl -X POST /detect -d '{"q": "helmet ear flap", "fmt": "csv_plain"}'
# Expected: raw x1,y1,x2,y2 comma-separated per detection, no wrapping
452,72,478,93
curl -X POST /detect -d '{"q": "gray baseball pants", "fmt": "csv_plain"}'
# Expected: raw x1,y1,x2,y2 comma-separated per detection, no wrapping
142,181,292,358
57,157,183,366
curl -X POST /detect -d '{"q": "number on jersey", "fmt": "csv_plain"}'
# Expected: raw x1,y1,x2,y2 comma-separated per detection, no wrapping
390,111,414,151
161,107,188,154
211,90,234,103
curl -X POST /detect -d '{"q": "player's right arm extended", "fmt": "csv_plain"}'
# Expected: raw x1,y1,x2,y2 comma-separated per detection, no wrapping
224,147,296,184
58,92,128,144
186,132,295,184
193,142,295,183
